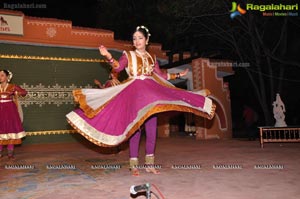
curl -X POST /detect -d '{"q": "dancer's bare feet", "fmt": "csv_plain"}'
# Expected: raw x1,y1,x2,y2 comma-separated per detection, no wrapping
7,150,15,160
131,168,140,177
145,167,160,174
129,158,139,176
144,155,160,174
8,155,15,161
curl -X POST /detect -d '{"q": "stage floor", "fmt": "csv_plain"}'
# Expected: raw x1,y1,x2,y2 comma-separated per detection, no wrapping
1,136,299,199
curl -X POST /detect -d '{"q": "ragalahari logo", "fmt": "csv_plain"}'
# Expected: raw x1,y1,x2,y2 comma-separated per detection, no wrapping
0,15,11,32
0,16,9,26
230,2,247,19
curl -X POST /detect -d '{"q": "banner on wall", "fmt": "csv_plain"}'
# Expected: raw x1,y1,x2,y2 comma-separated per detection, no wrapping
0,14,23,35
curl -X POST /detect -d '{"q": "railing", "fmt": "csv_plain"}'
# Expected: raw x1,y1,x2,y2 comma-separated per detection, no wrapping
259,126,300,148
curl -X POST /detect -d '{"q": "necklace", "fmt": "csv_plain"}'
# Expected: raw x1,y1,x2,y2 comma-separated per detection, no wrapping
135,50,154,75
0,83,8,92
135,49,147,56
0,83,9,98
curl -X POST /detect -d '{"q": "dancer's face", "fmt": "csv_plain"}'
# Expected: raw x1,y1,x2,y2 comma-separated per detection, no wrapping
0,71,8,83
133,31,148,51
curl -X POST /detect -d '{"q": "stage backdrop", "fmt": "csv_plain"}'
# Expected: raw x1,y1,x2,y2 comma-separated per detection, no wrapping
0,42,124,144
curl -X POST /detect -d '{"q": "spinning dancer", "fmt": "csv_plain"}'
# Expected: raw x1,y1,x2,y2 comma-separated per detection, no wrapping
67,26,215,176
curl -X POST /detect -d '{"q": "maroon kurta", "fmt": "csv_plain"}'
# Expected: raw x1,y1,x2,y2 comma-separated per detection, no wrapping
0,84,27,145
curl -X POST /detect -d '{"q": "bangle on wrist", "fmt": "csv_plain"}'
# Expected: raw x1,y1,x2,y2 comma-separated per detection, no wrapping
107,57,114,64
